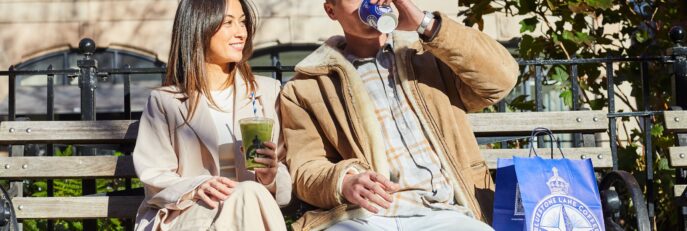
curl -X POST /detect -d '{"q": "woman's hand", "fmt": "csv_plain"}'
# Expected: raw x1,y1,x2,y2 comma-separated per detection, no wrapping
194,176,237,208
254,141,279,186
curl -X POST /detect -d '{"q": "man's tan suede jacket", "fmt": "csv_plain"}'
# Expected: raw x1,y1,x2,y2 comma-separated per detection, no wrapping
279,13,519,231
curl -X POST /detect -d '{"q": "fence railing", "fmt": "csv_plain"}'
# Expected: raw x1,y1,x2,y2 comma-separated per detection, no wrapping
0,26,685,230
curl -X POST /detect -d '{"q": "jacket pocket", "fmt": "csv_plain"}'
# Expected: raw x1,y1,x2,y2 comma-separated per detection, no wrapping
469,161,491,188
469,160,494,224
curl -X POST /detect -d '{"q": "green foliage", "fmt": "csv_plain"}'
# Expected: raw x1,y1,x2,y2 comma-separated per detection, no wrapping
509,95,537,111
520,17,539,33
584,0,613,9
459,0,687,229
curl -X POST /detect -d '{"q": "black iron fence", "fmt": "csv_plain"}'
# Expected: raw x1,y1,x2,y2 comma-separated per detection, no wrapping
0,26,685,230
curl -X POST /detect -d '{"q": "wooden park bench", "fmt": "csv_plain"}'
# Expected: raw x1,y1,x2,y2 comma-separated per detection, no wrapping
471,110,649,230
0,120,141,229
0,110,650,230
664,110,687,229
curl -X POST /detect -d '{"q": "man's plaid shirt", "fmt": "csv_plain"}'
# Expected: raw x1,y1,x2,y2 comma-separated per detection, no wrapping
345,39,463,216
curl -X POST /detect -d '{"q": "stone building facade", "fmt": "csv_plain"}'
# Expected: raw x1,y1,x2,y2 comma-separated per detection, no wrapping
0,0,526,160
0,0,522,105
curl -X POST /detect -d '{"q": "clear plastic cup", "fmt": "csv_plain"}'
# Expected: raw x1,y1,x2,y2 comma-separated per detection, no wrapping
239,117,274,170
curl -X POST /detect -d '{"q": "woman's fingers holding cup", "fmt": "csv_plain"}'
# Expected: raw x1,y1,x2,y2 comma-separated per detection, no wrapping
262,141,276,151
256,146,276,160
254,156,278,184
254,157,277,168
253,147,278,185
256,144,278,168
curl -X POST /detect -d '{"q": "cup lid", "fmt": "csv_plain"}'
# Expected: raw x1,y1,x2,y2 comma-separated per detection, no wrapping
239,117,274,124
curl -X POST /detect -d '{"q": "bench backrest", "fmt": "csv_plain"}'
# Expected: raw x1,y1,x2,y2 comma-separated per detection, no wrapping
0,110,611,219
664,111,687,196
0,120,140,219
470,110,612,169
665,111,687,167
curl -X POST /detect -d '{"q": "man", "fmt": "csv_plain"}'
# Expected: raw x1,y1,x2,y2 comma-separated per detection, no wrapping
279,0,518,230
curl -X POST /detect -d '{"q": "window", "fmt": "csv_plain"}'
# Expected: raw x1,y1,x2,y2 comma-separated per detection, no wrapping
16,48,165,86
9,48,165,114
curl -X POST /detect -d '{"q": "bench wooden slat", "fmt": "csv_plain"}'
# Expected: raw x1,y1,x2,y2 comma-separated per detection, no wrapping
675,185,686,198
0,120,138,144
469,111,608,136
0,156,135,179
669,146,687,167
13,196,143,219
665,111,687,132
481,147,612,169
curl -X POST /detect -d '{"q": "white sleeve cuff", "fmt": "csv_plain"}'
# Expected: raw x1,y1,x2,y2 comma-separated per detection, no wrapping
336,166,363,204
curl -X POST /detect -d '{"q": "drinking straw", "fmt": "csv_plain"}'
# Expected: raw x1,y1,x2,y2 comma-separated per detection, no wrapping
251,91,257,117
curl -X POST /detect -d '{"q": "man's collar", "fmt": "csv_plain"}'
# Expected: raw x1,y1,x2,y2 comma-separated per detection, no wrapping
344,34,395,63
293,30,421,77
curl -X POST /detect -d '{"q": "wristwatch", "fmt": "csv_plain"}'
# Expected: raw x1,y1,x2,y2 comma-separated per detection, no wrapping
416,11,434,35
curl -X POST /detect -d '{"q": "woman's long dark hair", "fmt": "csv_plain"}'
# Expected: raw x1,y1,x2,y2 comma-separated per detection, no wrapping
164,0,258,121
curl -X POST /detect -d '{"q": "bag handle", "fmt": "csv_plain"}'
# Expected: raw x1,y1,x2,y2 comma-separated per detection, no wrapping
528,127,565,158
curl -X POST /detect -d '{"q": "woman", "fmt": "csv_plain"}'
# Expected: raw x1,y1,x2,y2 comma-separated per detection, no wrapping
133,0,290,230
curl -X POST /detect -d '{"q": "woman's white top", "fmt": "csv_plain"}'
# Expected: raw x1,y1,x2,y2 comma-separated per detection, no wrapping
208,87,238,179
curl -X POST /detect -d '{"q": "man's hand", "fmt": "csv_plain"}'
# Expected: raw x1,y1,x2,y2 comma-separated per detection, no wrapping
194,176,237,208
370,0,437,36
254,141,279,187
341,172,400,213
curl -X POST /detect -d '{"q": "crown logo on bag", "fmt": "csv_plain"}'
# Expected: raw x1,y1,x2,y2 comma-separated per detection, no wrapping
529,166,601,230
546,167,570,195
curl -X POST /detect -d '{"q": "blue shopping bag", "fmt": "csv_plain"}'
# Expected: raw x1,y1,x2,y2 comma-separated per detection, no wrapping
492,158,525,231
492,128,605,231
514,156,604,231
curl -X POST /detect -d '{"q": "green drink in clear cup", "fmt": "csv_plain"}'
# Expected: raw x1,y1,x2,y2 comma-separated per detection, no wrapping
239,117,274,170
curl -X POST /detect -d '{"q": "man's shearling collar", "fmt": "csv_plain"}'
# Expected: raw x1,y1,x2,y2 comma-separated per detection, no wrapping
294,31,421,77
